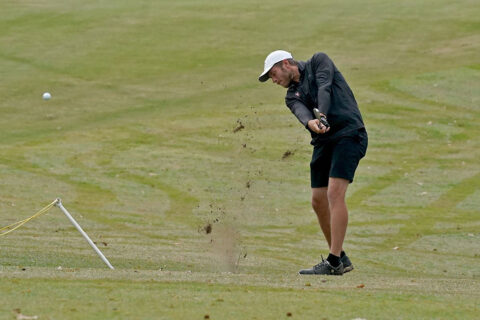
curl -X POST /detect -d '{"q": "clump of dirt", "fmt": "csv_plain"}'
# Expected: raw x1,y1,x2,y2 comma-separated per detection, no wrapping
199,206,223,234
282,150,294,159
203,223,212,234
233,120,245,133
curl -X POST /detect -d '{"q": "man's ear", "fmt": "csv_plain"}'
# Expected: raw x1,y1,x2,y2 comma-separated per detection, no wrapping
282,59,295,71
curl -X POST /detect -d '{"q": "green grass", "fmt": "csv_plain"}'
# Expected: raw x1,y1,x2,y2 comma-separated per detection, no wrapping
1,0,479,319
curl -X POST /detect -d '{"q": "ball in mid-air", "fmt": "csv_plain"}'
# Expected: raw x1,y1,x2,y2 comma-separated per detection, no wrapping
42,92,51,100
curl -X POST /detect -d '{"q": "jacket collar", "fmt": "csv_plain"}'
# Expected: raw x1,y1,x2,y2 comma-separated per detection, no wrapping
289,61,306,89
297,61,306,74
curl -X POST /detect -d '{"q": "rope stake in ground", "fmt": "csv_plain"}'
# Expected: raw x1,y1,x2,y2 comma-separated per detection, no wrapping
54,199,114,269
0,198,114,270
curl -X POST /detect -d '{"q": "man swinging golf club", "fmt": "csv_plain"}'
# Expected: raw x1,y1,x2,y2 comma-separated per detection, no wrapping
259,50,368,275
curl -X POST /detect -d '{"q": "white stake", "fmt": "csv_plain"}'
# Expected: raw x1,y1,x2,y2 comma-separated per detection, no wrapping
55,198,114,270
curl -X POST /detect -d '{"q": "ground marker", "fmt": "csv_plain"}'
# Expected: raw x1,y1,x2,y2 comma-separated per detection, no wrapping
55,198,114,270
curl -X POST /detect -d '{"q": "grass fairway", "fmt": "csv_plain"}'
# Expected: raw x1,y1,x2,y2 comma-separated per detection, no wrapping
1,0,479,319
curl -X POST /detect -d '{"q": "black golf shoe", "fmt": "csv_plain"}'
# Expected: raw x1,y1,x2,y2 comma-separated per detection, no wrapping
341,254,354,273
299,256,344,275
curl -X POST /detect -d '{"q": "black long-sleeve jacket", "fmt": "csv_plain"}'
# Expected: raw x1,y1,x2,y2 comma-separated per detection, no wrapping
285,52,365,145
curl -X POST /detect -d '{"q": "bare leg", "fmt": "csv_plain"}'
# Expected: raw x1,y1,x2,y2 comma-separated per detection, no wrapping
311,187,331,248
327,177,350,256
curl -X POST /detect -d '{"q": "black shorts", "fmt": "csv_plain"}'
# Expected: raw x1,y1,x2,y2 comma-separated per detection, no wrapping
310,128,368,188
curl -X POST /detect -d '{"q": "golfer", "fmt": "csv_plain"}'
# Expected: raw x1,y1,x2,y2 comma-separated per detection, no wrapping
259,50,367,275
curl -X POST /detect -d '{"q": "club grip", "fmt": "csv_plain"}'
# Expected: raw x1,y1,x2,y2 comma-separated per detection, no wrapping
313,108,330,129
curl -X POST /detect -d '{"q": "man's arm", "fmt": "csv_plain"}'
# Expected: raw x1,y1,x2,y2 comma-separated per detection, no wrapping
312,53,335,116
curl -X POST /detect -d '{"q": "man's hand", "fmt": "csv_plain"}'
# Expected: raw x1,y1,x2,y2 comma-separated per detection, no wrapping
308,118,330,134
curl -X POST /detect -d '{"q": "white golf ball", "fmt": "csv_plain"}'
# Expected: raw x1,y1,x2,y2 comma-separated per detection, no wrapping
42,92,51,100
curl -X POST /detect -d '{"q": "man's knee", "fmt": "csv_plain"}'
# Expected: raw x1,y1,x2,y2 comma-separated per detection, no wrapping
312,187,328,209
327,178,349,205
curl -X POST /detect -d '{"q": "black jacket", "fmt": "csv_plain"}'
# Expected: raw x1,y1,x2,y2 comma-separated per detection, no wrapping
285,52,365,145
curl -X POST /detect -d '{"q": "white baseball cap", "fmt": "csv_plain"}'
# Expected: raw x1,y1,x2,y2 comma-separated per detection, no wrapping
258,50,293,82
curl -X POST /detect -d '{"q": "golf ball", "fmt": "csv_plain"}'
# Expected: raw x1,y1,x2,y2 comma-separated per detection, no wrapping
42,92,51,100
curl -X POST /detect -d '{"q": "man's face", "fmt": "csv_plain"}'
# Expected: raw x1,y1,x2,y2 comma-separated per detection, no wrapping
268,61,292,88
